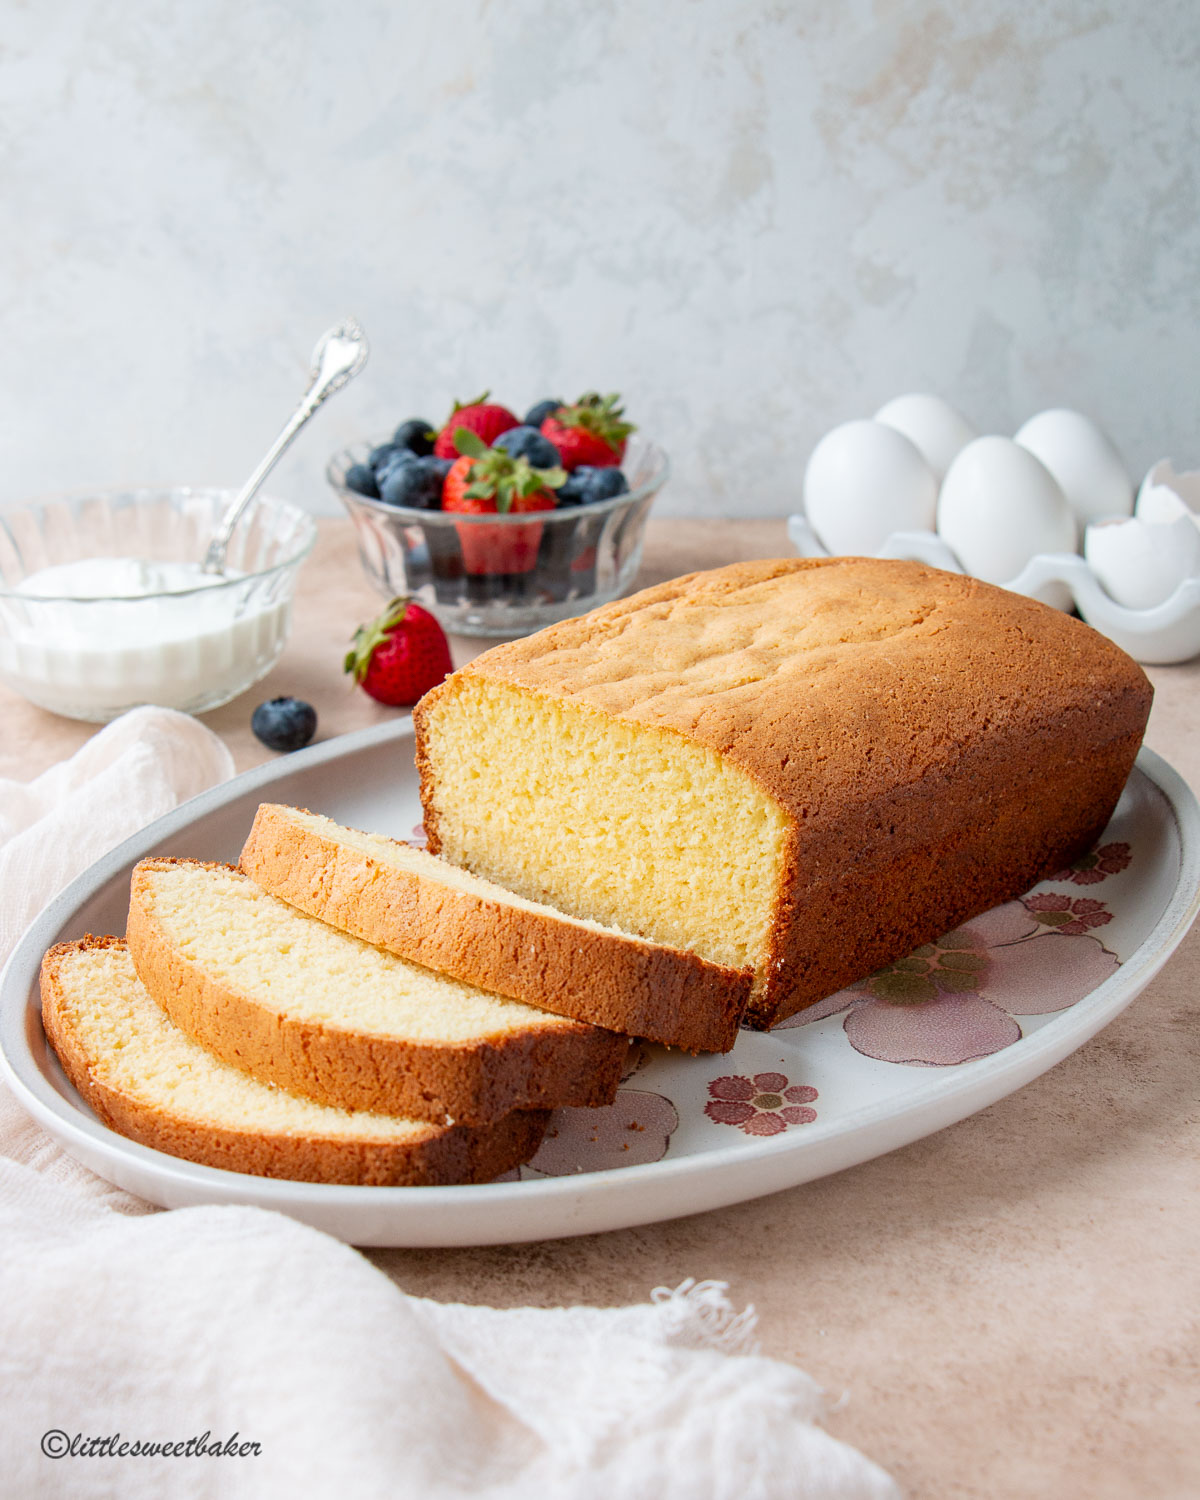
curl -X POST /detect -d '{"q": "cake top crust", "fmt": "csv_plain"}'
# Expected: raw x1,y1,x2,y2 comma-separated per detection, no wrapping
449,557,1153,812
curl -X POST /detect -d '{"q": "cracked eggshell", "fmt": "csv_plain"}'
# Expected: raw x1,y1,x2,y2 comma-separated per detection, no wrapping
802,419,938,556
874,394,976,482
1085,511,1200,610
1014,408,1133,528
1135,460,1200,531
937,436,1077,584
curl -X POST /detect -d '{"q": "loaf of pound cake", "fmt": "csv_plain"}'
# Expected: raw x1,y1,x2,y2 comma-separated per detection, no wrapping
414,557,1153,1028
41,938,547,1186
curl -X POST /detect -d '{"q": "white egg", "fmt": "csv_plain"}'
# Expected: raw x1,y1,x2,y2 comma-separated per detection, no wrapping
1135,459,1200,531
1085,512,1200,610
1013,409,1133,527
937,436,1077,585
803,419,938,555
873,394,976,482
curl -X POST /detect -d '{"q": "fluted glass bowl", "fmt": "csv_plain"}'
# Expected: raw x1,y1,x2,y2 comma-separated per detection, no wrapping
327,436,669,636
0,488,316,722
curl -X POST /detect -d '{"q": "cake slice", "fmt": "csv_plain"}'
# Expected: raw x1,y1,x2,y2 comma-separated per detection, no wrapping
239,803,751,1052
125,859,627,1126
40,938,546,1186
414,556,1153,1027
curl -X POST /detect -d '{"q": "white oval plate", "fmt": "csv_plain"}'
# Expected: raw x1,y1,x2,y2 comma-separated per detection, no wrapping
2,721,1197,1247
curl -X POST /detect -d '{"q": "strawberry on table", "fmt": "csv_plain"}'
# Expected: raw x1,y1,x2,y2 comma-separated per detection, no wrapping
540,391,634,470
432,391,519,459
344,597,452,707
441,426,564,575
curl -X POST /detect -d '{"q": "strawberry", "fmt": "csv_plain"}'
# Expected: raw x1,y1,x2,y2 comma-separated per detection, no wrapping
344,596,452,707
441,454,481,514
432,390,519,459
540,391,634,471
440,427,564,574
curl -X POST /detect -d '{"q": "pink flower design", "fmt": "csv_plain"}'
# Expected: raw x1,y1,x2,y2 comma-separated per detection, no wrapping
518,1090,679,1177
705,1072,818,1136
1022,893,1112,936
776,895,1121,1066
1048,842,1131,885
409,823,429,847
489,1043,672,1183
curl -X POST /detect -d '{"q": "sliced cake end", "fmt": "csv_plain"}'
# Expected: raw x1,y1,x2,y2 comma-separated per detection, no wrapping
239,803,751,1053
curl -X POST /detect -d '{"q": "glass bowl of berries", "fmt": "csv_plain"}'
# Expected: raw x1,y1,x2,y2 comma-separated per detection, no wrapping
327,392,668,636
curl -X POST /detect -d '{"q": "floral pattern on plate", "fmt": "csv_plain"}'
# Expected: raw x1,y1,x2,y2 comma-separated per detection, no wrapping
704,1072,818,1135
517,1090,680,1178
1049,841,1132,886
478,1041,680,1181
774,844,1130,1066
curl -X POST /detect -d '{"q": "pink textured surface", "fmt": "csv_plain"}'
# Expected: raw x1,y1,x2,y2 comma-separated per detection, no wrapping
4,518,1197,1500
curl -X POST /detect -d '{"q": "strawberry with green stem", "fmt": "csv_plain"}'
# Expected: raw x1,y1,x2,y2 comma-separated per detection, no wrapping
442,426,565,575
432,390,519,459
540,392,635,471
343,596,452,707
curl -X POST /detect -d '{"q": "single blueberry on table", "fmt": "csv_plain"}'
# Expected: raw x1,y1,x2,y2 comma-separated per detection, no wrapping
345,463,380,499
494,424,562,470
252,697,317,753
378,454,452,509
393,418,436,455
556,465,630,506
525,398,563,428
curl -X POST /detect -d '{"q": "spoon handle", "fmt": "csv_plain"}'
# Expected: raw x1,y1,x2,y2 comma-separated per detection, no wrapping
202,317,369,574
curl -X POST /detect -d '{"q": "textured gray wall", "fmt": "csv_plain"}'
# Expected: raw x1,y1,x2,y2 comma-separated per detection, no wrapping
2,0,1195,517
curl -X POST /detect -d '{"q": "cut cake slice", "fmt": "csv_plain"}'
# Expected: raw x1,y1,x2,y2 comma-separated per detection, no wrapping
125,859,627,1127
239,803,751,1053
40,937,547,1186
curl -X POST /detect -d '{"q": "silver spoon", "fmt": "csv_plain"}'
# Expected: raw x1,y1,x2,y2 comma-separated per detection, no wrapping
201,316,369,575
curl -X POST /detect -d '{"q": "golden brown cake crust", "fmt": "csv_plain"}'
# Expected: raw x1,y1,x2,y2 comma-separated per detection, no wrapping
125,859,627,1125
239,804,750,1053
40,937,547,1186
416,557,1154,1025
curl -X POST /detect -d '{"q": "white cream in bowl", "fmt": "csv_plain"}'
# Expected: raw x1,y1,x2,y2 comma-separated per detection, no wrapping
0,556,291,721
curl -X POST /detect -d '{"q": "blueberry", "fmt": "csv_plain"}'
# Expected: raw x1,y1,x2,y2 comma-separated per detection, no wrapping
378,454,452,509
525,398,563,428
252,697,317,753
556,465,630,506
375,448,418,486
494,424,562,469
345,463,380,499
393,418,436,455
587,467,629,501
553,474,586,506
369,442,404,472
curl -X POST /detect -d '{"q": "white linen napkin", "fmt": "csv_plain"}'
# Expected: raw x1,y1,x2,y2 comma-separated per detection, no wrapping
0,709,900,1500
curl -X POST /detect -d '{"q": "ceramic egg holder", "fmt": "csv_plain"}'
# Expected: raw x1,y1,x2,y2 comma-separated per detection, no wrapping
794,399,1200,666
787,513,1200,665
